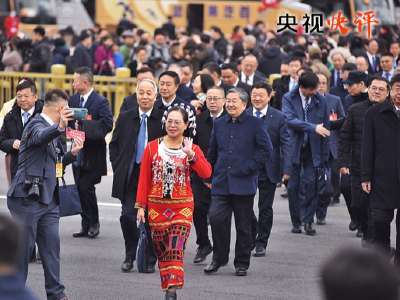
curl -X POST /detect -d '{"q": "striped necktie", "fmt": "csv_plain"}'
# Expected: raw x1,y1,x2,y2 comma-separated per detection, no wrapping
303,98,310,147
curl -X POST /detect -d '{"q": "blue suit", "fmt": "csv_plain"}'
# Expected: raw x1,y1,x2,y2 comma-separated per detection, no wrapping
247,106,293,248
69,90,113,231
207,110,272,269
7,114,76,300
282,86,330,228
316,93,345,220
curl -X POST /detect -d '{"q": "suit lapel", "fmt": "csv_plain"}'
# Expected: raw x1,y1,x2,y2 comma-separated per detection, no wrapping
293,94,304,120
264,107,274,129
84,91,96,109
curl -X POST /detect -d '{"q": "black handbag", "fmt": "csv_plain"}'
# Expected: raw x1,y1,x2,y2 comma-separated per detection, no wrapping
58,177,82,217
317,162,333,197
136,221,149,273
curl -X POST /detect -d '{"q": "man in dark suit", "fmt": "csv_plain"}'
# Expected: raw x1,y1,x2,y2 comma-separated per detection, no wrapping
192,86,227,264
239,53,266,86
221,63,251,96
282,72,330,235
343,71,369,114
69,67,114,239
74,29,94,71
330,63,357,108
248,81,292,257
154,71,196,136
204,87,272,276
110,79,165,273
0,78,43,182
119,67,156,113
330,52,346,87
179,61,194,89
7,88,83,300
365,39,380,74
161,16,176,40
361,74,400,264
314,72,345,224
202,62,234,95
168,64,196,102
377,52,395,81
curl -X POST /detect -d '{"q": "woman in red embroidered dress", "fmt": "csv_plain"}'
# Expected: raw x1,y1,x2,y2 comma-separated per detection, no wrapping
136,106,211,300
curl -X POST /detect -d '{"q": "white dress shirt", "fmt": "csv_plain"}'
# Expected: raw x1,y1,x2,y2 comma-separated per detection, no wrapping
252,105,268,118
21,106,35,126
138,107,152,145
80,88,94,107
241,72,255,86
299,90,310,110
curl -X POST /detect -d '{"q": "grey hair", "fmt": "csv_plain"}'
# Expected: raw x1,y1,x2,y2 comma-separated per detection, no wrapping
226,87,248,103
244,35,256,44
137,78,158,94
331,52,345,60
168,64,183,76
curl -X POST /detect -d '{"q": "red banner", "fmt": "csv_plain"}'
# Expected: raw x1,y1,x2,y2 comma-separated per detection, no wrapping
259,0,279,12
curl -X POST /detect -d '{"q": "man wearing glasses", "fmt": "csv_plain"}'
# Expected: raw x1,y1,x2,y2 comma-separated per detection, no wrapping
361,73,400,264
282,72,330,236
204,87,272,276
192,86,226,264
339,75,390,247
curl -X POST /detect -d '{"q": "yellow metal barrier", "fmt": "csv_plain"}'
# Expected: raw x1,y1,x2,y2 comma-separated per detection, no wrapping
268,73,282,85
0,67,136,120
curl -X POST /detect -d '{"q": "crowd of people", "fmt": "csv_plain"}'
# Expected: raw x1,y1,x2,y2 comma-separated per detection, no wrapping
1,14,400,300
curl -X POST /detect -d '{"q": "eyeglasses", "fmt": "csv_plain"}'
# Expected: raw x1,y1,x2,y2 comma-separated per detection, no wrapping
225,98,241,104
369,86,387,93
319,82,327,86
206,97,224,102
166,119,183,126
16,94,34,100
391,87,400,94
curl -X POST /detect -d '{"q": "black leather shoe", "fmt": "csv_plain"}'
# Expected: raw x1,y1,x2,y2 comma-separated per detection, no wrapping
235,267,247,276
72,228,88,238
121,256,134,272
193,245,213,263
88,223,100,238
254,246,266,257
356,228,363,238
29,248,37,263
305,223,316,236
204,261,223,274
361,238,369,249
165,290,177,300
316,218,326,225
349,220,359,231
147,264,155,273
331,197,340,204
301,216,305,226
37,250,41,262
291,227,302,234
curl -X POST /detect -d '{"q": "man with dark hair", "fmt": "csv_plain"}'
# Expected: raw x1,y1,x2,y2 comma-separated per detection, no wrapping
192,86,227,264
342,71,369,114
365,39,380,74
168,64,196,102
377,52,395,81
280,60,289,76
258,39,288,78
7,88,83,300
0,78,43,182
73,29,94,71
389,42,400,65
167,42,184,65
272,57,302,111
161,15,176,40
204,87,272,276
210,26,228,63
239,53,266,86
221,63,251,94
282,72,330,235
330,62,357,107
321,247,399,300
362,74,400,264
110,79,164,273
202,62,234,94
0,214,37,299
23,26,52,73
339,75,389,244
248,81,292,256
179,60,194,88
69,67,114,239
146,28,170,63
120,67,156,112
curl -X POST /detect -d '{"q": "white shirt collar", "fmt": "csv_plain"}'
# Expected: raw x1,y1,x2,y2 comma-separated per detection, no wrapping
241,72,255,85
21,106,35,122
162,95,176,106
185,81,191,88
210,109,224,119
80,88,94,106
40,112,54,126
138,107,152,119
217,80,222,86
252,105,268,117
234,78,240,87
383,69,394,76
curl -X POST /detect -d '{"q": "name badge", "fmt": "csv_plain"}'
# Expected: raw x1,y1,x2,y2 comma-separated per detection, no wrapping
86,114,92,120
329,113,337,121
66,128,86,141
170,156,184,168
56,163,63,178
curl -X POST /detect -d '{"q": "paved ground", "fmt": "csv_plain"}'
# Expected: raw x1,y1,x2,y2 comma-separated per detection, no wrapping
0,156,366,300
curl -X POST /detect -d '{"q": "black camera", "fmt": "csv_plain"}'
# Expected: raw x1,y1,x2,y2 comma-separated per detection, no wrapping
23,177,43,201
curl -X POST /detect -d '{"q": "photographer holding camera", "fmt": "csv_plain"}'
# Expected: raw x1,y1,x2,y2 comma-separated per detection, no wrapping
7,88,83,300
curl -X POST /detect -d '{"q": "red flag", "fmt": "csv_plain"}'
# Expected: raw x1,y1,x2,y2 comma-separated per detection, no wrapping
259,0,279,12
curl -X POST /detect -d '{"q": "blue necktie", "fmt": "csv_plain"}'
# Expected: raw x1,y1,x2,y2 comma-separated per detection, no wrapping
135,114,147,164
397,110,400,118
385,73,390,80
22,112,29,126
303,98,310,147
291,80,296,91
255,111,261,118
211,116,216,123
372,56,376,72
335,70,340,86
80,96,85,108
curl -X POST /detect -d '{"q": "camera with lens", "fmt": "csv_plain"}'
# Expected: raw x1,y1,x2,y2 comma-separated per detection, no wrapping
23,177,43,201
